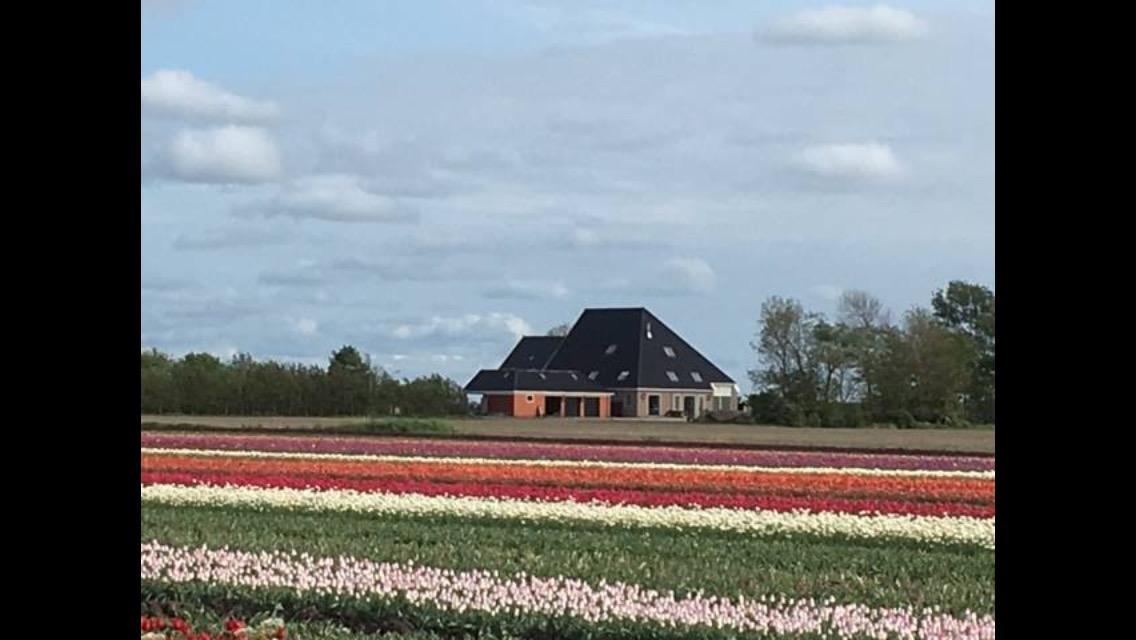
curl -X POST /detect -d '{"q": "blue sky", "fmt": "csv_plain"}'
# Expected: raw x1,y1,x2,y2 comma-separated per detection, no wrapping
141,1,994,386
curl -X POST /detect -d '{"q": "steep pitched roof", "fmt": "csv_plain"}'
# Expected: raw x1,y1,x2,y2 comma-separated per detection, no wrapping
544,308,734,389
499,336,563,369
465,369,608,393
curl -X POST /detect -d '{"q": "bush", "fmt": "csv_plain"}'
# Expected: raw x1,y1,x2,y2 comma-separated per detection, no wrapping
890,410,917,429
747,392,793,425
700,410,751,424
357,418,455,435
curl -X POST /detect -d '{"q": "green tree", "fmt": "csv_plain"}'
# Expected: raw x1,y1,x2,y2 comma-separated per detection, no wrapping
932,282,995,423
327,346,373,415
172,352,228,414
141,348,176,414
873,309,976,426
748,297,822,420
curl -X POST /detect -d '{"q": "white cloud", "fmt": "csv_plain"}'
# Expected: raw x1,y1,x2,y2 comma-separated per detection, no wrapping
141,70,280,124
795,143,903,180
600,257,716,297
391,313,532,342
251,175,417,223
160,126,282,184
765,5,927,44
290,317,319,336
484,280,570,300
661,258,716,294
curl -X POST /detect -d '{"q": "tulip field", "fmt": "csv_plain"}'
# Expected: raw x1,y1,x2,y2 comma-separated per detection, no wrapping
140,431,995,639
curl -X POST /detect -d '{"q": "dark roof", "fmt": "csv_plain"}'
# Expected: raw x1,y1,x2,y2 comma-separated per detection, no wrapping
499,336,563,369
544,308,734,390
465,369,610,393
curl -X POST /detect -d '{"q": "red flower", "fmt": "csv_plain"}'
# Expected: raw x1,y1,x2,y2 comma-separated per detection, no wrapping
224,619,245,632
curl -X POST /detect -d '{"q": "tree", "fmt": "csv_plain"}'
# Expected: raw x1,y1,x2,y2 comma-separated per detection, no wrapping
748,297,822,415
547,323,571,337
838,290,891,329
172,352,227,414
141,348,176,413
836,291,892,405
872,309,975,425
932,282,995,423
327,346,373,415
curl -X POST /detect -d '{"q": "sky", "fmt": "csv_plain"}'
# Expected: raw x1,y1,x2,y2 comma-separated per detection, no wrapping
140,0,994,387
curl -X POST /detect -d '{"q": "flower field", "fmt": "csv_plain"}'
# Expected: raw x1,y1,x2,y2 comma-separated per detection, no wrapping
140,432,995,639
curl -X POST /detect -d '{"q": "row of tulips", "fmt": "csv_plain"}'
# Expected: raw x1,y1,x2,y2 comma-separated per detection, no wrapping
142,541,995,640
141,446,995,479
141,453,994,505
140,432,995,472
142,470,995,518
141,616,285,640
141,483,996,548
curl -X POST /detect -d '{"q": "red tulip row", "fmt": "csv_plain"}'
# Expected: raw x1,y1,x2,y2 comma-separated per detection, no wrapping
141,453,993,504
142,470,994,518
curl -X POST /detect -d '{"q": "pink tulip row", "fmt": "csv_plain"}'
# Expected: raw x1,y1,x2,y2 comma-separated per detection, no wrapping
140,432,995,472
142,541,995,639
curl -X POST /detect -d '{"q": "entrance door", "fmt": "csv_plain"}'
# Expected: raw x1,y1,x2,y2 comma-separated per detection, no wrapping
564,397,581,417
648,395,660,416
683,396,694,418
612,399,623,417
583,397,600,417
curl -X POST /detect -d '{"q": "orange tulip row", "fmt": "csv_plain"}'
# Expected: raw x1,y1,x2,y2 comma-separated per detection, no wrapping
141,453,994,505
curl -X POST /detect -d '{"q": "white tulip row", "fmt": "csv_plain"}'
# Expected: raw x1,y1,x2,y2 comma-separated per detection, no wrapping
142,541,995,639
140,447,996,480
141,483,996,549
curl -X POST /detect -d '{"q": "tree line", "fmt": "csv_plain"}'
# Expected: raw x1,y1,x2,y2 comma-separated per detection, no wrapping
747,281,994,428
141,345,470,416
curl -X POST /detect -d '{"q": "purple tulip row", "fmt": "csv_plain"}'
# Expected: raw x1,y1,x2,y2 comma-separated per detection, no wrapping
142,541,995,639
140,432,994,472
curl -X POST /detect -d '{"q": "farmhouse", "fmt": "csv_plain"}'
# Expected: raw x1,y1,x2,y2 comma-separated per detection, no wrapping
465,307,739,418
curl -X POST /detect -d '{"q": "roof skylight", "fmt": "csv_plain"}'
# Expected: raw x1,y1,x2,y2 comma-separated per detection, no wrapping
663,346,676,358
691,371,703,382
617,371,630,381
605,344,618,355
588,371,599,380
666,371,679,382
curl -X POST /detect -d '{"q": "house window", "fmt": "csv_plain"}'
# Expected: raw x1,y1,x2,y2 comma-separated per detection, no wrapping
525,394,534,403
673,395,680,410
617,371,630,381
605,344,618,355
666,371,679,382
691,371,703,382
663,346,676,358
588,371,599,380
648,395,660,415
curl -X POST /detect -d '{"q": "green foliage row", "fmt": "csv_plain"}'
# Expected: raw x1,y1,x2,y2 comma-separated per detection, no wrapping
142,504,994,615
748,281,995,427
141,345,471,417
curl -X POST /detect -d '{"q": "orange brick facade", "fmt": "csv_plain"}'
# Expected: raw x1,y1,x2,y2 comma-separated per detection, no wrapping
482,393,611,418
